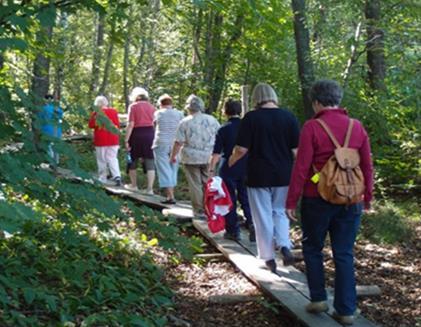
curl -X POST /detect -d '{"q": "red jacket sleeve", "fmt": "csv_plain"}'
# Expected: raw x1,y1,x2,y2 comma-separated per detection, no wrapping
88,112,97,129
286,121,315,209
111,109,120,129
359,127,374,208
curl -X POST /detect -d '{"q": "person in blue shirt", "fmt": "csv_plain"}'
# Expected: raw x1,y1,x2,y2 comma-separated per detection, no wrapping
208,99,255,242
38,94,63,164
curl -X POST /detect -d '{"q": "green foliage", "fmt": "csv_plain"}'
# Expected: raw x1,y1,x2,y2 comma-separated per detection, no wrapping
0,218,174,326
360,199,419,244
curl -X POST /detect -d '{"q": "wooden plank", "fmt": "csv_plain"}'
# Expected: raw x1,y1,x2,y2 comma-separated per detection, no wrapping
194,253,225,261
208,294,260,304
327,285,381,298
237,228,377,327
193,219,342,327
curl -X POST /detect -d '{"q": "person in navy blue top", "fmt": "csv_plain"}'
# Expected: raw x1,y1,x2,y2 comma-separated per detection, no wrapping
208,99,255,242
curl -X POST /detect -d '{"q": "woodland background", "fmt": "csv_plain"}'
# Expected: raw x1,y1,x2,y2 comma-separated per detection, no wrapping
0,0,419,326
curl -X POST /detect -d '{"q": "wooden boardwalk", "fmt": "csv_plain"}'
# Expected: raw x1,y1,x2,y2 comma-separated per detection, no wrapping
51,166,377,327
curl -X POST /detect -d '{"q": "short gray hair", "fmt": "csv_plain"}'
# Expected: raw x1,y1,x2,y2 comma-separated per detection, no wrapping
309,80,343,107
94,95,108,107
185,94,205,113
251,83,278,108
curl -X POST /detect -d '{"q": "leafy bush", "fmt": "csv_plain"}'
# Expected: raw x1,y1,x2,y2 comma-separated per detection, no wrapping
360,200,419,244
0,218,173,326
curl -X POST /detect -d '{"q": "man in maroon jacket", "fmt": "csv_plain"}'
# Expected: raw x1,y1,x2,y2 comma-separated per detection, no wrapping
286,80,373,325
89,95,122,186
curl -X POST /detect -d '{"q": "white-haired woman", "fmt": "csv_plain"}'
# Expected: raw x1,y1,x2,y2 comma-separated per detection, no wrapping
228,83,300,273
88,95,121,186
124,87,156,194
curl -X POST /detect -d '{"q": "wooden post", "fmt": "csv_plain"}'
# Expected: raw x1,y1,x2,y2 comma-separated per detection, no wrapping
241,85,249,117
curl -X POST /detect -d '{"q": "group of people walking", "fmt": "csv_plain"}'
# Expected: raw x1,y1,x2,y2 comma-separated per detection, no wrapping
87,79,373,326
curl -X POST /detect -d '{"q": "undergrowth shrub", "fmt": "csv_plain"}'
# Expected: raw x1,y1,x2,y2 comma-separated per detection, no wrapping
360,200,419,244
0,219,174,326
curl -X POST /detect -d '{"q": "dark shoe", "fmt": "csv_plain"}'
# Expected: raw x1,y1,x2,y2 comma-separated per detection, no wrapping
280,247,295,266
113,177,122,187
265,259,277,273
161,199,176,205
223,232,241,242
248,225,256,242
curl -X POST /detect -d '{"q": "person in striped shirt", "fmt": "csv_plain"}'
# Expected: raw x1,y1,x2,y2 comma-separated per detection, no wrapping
152,94,184,204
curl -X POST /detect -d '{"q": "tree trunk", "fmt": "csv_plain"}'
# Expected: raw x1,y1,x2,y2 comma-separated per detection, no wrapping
291,0,315,120
30,25,53,147
99,39,114,95
190,7,203,90
53,12,67,100
342,22,363,89
31,25,53,103
89,13,105,96
147,0,160,88
123,27,131,112
207,14,244,114
365,0,386,92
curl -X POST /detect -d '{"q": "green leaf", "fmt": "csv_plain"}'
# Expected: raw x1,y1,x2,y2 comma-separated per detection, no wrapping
45,295,57,312
37,5,57,27
0,38,27,51
23,288,36,305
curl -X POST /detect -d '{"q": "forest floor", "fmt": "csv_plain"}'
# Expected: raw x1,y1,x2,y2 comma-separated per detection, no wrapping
161,224,420,327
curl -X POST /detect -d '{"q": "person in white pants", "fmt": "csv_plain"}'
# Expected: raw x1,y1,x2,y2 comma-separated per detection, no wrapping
228,83,300,273
95,145,120,183
89,96,122,186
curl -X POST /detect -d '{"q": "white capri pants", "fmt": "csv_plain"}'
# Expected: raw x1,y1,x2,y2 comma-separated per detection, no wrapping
247,186,291,261
95,145,121,182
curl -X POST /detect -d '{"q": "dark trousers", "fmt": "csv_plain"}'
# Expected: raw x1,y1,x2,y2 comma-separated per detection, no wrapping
221,173,253,236
301,197,362,315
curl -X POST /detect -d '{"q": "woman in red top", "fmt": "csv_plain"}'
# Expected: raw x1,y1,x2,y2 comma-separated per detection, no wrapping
124,87,156,194
89,96,121,186
286,80,373,325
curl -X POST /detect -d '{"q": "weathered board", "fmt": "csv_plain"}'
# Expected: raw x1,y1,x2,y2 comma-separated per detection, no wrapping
193,219,342,327
237,228,377,326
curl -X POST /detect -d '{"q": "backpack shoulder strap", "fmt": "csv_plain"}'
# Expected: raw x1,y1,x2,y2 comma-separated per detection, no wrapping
316,119,341,149
343,119,354,147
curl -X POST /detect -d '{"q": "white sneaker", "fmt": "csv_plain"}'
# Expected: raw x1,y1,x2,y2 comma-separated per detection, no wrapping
140,189,154,195
124,184,139,191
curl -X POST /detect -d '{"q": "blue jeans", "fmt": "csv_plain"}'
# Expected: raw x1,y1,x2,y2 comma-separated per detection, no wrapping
301,197,362,315
220,174,252,236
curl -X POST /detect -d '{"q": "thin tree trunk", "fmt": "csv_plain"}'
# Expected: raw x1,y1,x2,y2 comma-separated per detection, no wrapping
343,22,363,89
208,14,244,114
31,24,53,147
123,28,131,112
190,7,203,89
99,39,114,95
53,12,67,100
145,0,160,88
31,25,53,102
291,0,315,120
89,13,105,96
365,0,386,92
133,36,146,87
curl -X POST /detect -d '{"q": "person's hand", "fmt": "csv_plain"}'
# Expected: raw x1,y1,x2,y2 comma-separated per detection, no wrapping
208,169,215,177
286,209,298,222
125,141,130,151
170,155,177,164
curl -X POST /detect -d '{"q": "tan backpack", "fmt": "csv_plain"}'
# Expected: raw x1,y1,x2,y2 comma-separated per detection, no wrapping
315,118,365,205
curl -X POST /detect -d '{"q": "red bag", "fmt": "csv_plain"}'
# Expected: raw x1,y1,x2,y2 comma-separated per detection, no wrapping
204,177,232,233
